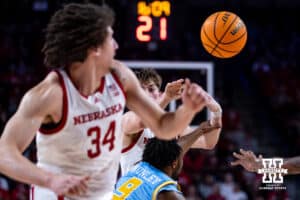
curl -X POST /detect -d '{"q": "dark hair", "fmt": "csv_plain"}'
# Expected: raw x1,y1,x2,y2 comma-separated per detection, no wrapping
142,138,182,170
42,3,115,68
134,68,162,89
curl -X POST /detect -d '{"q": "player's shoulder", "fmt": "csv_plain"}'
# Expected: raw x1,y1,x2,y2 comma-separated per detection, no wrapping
25,71,63,105
110,59,134,90
111,59,130,76
16,71,63,117
112,59,127,68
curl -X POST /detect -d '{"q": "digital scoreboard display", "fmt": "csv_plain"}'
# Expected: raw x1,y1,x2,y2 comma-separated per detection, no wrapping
135,0,171,42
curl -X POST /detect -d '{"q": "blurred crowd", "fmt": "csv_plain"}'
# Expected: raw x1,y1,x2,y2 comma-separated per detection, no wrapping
0,0,299,199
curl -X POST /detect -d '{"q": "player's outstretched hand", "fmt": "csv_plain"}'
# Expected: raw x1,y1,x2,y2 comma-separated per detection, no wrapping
181,79,208,113
48,173,90,196
163,79,184,101
231,149,263,172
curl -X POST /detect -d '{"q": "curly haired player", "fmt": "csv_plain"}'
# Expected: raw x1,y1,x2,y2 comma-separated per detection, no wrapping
0,3,209,200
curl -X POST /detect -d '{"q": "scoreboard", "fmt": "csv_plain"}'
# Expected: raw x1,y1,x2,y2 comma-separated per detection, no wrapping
135,0,171,42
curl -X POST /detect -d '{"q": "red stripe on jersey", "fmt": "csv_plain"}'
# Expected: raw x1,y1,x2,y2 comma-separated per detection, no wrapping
31,186,34,200
65,69,87,99
111,71,127,99
79,76,105,98
39,70,68,134
121,130,143,153
98,76,105,93
58,195,64,200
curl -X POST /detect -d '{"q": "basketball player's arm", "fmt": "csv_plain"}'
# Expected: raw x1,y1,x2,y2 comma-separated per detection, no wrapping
180,113,222,149
231,149,300,175
122,79,183,135
178,121,221,153
282,157,300,175
114,60,208,139
157,191,186,200
179,95,222,149
0,73,88,195
122,111,144,135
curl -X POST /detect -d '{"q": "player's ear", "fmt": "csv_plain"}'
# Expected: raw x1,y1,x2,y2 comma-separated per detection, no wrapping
89,46,102,57
172,160,178,169
94,47,101,56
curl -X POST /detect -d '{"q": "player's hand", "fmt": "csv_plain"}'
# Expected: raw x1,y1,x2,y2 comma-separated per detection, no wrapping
181,79,208,113
47,173,90,196
162,79,184,101
231,149,263,172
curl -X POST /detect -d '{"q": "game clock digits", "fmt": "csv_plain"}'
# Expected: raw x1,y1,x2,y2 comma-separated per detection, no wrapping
135,0,171,42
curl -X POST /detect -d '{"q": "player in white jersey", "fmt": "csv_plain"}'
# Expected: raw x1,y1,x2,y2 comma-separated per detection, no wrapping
121,69,222,175
33,70,126,200
0,3,210,200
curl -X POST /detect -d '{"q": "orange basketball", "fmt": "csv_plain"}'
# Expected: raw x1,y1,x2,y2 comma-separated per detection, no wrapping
200,11,247,58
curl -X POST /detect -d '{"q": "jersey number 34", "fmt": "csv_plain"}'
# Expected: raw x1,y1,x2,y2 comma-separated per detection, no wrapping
86,120,116,158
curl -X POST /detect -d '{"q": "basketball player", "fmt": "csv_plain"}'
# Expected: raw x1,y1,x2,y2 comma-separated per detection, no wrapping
231,149,300,175
121,69,222,175
114,123,221,200
0,3,210,200
122,69,183,138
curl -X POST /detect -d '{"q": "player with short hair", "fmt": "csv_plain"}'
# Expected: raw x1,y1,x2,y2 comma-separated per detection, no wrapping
121,68,222,175
114,122,221,200
0,3,210,200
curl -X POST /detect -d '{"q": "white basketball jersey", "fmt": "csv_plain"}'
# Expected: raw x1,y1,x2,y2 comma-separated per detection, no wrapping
120,128,154,175
34,69,126,200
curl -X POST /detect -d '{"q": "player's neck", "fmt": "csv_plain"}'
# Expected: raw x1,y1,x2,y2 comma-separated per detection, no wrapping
67,61,107,96
163,166,173,178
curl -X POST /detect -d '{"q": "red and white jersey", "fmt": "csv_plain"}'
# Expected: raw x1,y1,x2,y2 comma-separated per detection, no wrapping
120,128,154,175
34,69,126,200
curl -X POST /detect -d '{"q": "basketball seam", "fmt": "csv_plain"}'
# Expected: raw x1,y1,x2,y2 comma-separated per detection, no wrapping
219,31,247,45
212,45,239,53
211,13,238,55
203,28,238,53
203,43,223,57
203,27,217,46
212,13,220,43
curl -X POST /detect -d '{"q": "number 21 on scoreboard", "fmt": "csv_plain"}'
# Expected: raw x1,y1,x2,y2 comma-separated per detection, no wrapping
136,1,170,42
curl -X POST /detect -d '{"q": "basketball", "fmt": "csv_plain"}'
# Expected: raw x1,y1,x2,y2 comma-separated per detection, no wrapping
200,11,247,58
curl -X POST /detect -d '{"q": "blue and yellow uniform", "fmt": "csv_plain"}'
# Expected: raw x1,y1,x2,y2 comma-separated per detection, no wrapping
113,162,181,200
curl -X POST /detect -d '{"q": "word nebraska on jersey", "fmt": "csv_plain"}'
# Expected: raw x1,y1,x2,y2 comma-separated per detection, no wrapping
73,103,123,125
